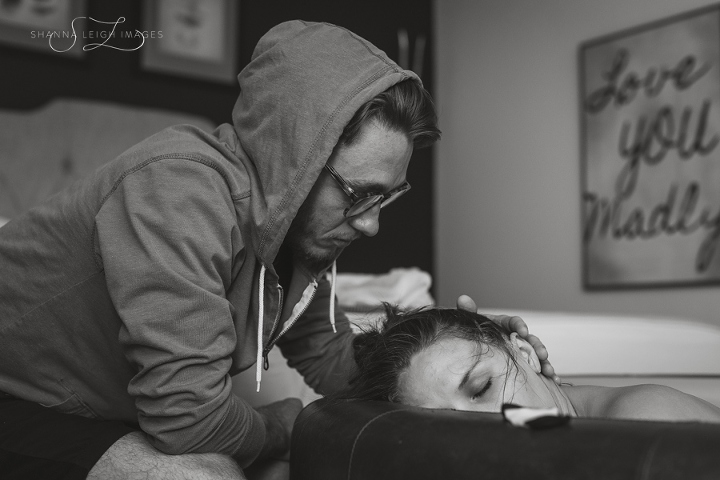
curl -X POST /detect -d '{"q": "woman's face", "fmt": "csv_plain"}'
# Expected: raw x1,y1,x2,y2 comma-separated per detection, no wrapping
398,333,556,412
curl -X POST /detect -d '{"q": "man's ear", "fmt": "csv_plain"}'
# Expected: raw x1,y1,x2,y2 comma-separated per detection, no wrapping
510,332,541,373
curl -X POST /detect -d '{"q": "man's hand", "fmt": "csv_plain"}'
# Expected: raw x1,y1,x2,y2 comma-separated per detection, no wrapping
256,397,303,461
456,295,561,385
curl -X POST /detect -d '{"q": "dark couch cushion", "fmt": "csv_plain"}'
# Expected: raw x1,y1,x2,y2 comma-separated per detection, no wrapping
291,398,720,480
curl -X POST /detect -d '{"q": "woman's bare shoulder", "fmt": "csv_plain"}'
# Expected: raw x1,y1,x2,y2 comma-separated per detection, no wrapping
569,384,720,423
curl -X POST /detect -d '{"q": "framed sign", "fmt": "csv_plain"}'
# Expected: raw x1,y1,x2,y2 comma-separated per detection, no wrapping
580,5,720,289
141,0,238,84
0,0,86,57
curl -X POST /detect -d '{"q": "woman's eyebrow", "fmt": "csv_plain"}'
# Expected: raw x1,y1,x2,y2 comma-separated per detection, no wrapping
457,356,483,391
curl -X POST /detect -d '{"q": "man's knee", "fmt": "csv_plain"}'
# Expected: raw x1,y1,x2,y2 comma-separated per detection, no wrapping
88,431,245,480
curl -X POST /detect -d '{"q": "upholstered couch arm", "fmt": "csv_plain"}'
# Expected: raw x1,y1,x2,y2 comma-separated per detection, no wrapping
290,398,720,480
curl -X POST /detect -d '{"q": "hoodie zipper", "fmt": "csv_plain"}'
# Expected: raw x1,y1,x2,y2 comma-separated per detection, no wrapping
262,285,283,370
262,279,318,366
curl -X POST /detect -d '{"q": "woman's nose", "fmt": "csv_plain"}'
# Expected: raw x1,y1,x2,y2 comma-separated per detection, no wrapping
348,204,381,237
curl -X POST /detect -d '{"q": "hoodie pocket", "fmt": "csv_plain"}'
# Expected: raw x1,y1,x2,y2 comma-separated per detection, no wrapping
39,380,99,419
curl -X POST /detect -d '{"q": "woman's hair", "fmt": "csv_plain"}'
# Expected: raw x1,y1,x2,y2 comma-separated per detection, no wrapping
340,304,517,403
338,79,441,149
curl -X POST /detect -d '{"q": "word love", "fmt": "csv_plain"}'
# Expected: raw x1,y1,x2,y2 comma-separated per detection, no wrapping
585,49,711,114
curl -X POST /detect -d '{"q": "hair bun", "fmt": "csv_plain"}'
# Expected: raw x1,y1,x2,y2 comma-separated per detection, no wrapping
352,329,381,366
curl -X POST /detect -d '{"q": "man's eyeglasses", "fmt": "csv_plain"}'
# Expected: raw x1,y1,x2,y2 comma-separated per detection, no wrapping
324,165,411,218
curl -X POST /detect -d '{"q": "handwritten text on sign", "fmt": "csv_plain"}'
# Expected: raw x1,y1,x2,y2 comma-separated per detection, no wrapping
581,10,720,287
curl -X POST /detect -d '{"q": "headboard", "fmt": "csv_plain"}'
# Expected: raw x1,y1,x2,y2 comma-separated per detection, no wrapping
0,98,215,221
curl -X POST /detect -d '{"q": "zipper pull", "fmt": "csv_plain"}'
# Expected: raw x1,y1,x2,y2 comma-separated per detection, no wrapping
263,350,270,371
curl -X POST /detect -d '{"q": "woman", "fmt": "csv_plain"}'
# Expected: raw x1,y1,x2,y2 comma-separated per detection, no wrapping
342,305,720,423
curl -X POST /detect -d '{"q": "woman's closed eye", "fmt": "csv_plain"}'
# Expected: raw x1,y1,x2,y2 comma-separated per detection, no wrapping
471,379,493,400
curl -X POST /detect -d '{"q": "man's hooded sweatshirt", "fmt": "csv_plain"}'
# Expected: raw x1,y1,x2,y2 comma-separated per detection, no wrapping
0,20,421,465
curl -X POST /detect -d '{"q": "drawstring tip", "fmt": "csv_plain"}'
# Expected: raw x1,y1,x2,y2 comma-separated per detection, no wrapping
256,381,261,392
329,261,338,334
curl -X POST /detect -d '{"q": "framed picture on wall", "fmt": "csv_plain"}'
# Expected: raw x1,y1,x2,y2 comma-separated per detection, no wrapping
141,0,238,84
0,0,87,57
580,4,720,289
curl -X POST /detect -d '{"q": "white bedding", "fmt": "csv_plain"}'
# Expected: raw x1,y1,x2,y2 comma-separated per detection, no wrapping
481,309,720,376
482,309,720,407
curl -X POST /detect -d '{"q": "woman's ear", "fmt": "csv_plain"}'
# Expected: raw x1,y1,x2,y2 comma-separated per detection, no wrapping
510,332,541,373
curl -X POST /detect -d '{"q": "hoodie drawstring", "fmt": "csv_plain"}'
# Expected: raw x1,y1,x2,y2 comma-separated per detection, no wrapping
328,261,337,333
256,265,266,392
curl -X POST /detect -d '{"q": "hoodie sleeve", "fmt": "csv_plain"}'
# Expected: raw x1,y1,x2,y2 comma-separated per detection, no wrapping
275,277,356,395
95,157,265,465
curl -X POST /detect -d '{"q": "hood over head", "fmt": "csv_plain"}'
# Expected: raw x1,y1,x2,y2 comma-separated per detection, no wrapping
232,20,421,266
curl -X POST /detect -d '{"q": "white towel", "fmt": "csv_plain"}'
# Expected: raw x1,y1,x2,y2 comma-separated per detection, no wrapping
335,267,434,310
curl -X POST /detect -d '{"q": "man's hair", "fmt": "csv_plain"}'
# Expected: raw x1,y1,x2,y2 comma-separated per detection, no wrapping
339,305,516,403
338,80,441,149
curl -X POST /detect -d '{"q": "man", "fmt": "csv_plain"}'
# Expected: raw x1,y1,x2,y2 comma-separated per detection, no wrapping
0,21,553,479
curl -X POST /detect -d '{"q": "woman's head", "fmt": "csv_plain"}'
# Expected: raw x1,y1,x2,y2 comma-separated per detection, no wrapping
344,305,558,413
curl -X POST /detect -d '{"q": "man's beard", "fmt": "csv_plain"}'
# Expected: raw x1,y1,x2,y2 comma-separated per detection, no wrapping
285,209,343,275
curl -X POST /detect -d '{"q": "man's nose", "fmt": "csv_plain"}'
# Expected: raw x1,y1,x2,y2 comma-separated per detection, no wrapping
348,203,381,237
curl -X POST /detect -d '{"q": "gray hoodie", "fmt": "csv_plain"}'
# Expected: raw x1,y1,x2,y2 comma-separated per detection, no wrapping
0,20,420,465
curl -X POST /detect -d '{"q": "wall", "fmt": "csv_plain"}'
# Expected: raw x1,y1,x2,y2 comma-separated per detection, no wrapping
434,0,720,326
1,0,434,276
